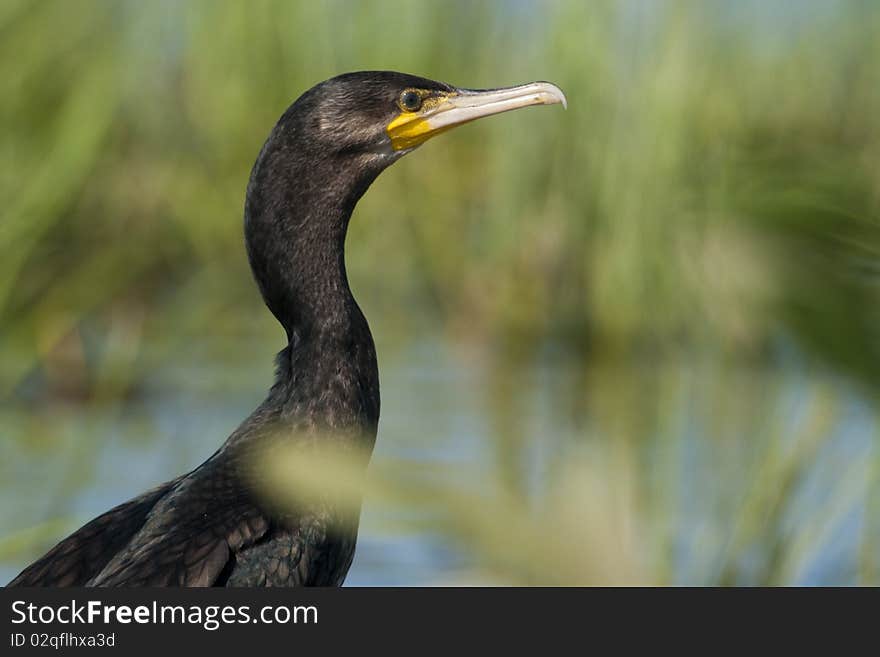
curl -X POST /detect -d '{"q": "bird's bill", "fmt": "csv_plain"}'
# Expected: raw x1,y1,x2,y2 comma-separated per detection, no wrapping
386,81,567,151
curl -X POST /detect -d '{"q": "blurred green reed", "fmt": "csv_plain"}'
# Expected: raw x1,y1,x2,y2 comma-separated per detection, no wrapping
1,0,880,584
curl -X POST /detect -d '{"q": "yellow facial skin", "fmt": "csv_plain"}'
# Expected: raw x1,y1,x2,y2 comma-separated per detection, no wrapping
386,92,458,151
385,81,568,152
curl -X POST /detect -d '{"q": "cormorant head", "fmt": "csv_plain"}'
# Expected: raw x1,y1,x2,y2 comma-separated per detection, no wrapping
276,71,567,167
246,71,565,334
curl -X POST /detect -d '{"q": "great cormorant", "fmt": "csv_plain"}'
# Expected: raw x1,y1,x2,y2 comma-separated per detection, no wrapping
9,71,566,587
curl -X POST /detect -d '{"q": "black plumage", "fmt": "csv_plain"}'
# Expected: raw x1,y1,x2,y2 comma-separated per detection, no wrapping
9,71,565,587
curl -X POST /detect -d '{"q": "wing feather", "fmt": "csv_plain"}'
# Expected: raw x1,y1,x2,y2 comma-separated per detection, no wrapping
7,480,177,587
88,460,269,587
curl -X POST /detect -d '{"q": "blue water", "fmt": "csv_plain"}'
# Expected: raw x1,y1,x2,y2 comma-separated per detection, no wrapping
1,335,875,585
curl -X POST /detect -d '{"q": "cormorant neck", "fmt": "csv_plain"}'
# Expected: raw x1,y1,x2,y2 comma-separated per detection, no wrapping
240,116,385,438
244,135,383,342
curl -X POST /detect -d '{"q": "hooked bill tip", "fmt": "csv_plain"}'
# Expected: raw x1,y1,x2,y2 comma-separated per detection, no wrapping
536,81,567,110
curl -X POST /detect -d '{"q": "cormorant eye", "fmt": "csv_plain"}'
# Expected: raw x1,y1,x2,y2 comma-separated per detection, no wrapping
399,90,422,112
